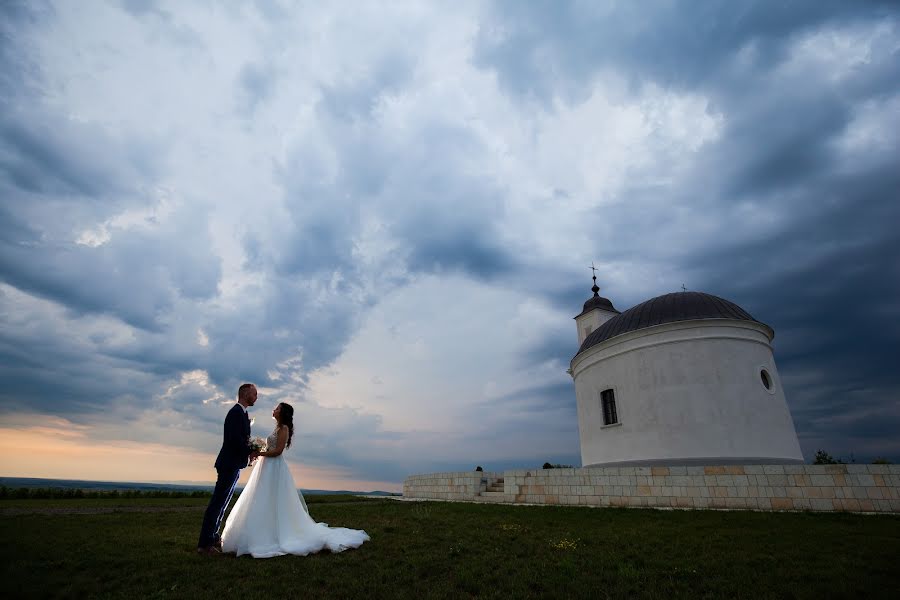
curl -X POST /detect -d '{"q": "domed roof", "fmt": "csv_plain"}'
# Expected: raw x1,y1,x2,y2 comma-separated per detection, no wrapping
575,291,770,356
577,293,619,317
575,277,620,318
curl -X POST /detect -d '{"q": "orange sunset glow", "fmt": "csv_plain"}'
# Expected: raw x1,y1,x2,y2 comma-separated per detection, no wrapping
0,420,400,493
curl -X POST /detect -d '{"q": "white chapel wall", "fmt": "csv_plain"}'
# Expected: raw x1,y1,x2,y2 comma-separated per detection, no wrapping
571,320,803,467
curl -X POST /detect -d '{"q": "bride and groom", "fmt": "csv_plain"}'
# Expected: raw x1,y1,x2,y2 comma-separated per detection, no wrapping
197,383,370,558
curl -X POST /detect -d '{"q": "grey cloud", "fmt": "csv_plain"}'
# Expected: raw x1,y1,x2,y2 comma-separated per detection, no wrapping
0,109,159,199
519,331,574,371
725,97,846,198
0,322,162,417
1,11,161,200
236,62,276,116
165,277,367,393
265,90,520,284
382,135,517,281
475,0,896,100
478,381,578,417
706,220,900,416
0,20,188,331
318,50,415,121
249,0,291,24
404,221,515,280
117,0,203,47
272,211,359,277
0,238,172,332
119,0,162,18
0,203,222,331
266,136,361,278
793,381,900,462
0,1,51,42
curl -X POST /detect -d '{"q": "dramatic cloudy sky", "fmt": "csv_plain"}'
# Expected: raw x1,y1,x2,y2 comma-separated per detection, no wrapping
1,1,898,490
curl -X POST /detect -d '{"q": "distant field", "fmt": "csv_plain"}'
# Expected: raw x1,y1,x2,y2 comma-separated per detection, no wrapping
0,479,401,498
2,496,899,599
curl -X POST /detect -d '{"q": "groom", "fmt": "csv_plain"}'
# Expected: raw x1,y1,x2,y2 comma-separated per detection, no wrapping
197,383,259,555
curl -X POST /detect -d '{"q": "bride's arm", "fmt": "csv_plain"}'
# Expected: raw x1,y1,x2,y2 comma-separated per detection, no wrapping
260,426,288,458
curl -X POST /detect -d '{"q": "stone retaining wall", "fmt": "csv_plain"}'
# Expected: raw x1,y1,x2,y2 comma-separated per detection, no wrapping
403,464,900,513
403,471,500,501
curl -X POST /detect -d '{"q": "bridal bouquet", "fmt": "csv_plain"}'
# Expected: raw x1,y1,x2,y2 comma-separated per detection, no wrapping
248,436,266,466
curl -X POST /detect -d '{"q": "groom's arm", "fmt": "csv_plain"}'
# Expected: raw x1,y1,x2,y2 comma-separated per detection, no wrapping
224,409,250,460
239,415,252,464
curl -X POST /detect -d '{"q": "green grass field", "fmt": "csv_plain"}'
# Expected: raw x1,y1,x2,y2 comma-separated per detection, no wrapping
2,496,899,599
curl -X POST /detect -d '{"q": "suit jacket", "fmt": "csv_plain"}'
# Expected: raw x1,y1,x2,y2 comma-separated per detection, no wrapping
214,404,251,472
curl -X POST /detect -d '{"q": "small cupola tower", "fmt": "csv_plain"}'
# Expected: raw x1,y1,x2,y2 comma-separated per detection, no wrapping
574,264,620,346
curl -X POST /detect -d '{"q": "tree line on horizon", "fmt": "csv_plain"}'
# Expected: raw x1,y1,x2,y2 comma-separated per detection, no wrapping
0,486,212,500
813,450,893,465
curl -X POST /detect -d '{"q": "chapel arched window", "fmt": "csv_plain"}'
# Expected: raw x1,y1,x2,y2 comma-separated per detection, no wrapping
601,389,618,425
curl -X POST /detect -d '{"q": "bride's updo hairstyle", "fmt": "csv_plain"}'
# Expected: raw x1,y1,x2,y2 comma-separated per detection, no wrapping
277,402,295,448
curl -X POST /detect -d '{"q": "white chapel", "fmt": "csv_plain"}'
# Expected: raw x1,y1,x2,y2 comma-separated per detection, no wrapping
570,275,804,467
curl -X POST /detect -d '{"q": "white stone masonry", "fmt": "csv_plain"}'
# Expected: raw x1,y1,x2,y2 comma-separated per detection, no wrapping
403,464,900,513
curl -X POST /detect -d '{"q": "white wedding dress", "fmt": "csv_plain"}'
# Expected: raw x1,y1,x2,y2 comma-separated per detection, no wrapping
220,428,370,558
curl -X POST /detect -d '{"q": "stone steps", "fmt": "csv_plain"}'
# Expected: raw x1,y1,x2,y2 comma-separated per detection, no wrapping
474,491,510,503
480,477,505,496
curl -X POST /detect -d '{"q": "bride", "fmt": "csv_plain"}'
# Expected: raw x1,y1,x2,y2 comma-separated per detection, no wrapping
221,402,370,558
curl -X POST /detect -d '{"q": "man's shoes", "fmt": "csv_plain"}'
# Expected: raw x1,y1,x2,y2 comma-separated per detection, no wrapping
196,546,222,556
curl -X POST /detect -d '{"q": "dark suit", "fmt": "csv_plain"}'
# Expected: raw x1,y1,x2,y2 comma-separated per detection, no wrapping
198,404,251,548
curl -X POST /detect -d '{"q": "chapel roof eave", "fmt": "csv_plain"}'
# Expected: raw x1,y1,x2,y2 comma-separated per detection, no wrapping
574,295,620,318
572,291,773,361
569,317,776,372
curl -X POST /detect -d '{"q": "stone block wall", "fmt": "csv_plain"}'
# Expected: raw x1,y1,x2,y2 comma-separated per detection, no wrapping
402,471,499,501
403,464,900,513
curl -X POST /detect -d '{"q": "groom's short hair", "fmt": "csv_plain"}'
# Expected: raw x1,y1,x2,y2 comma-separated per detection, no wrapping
238,383,255,400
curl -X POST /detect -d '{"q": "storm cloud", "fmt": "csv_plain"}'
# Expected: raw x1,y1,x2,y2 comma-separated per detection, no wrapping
1,1,897,487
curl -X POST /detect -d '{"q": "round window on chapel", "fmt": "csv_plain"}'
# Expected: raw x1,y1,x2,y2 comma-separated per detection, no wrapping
760,369,772,391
